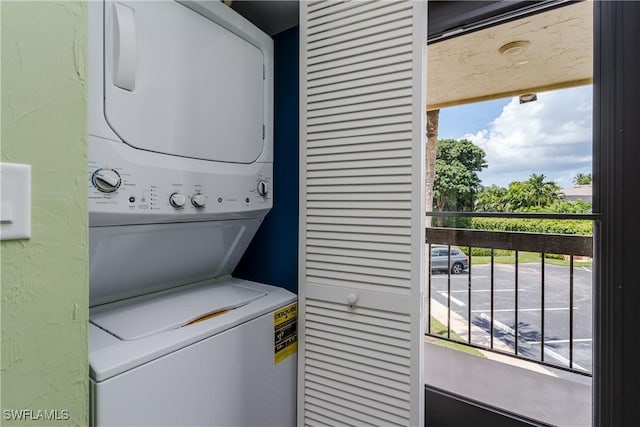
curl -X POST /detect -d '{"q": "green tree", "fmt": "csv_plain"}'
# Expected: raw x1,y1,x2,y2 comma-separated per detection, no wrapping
573,173,592,185
475,185,509,212
526,199,592,213
504,173,563,210
433,139,487,223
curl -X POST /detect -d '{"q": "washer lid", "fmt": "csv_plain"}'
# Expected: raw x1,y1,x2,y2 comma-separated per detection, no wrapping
90,282,267,341
103,1,265,163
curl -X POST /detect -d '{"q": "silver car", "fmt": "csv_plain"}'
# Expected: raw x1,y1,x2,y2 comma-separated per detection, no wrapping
430,245,468,274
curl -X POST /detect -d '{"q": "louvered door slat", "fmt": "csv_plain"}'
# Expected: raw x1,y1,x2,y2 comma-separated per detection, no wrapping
304,401,388,427
307,222,410,235
309,149,412,163
307,183,412,195
306,167,412,180
306,262,411,283
306,322,410,352
299,1,426,425
307,80,411,105
307,246,410,263
308,105,413,126
307,156,412,171
308,10,413,49
308,99,411,121
308,2,411,35
308,52,412,83
306,390,409,425
307,1,385,26
307,131,412,148
309,26,413,60
307,253,410,271
308,364,411,399
307,378,410,412
307,112,412,134
306,356,410,390
306,206,411,217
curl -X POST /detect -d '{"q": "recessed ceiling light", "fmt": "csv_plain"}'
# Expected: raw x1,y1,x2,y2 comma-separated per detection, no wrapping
499,40,531,58
519,93,537,104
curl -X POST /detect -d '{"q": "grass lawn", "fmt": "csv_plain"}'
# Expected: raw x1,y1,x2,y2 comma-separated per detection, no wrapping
428,317,485,358
469,251,592,267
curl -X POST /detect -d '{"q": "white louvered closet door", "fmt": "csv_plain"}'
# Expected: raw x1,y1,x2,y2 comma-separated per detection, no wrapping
298,1,427,426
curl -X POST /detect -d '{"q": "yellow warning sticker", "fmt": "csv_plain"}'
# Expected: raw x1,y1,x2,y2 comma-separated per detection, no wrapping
274,302,298,364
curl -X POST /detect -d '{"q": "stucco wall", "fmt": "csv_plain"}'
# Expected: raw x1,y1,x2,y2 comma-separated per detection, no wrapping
1,2,88,425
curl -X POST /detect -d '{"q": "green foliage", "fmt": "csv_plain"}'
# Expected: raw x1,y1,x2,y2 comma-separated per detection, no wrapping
524,199,591,214
437,216,472,229
458,247,512,257
457,248,574,259
433,139,487,213
470,217,593,235
474,174,590,214
504,174,563,210
573,173,592,185
475,185,508,212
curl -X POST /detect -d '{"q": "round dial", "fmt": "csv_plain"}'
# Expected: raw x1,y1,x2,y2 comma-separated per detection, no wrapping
191,193,206,208
169,192,186,209
257,180,269,197
92,168,121,193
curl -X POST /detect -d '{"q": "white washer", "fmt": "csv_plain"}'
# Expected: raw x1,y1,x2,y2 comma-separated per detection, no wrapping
87,2,296,426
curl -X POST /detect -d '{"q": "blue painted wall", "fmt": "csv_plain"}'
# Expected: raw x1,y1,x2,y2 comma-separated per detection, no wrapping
234,26,299,294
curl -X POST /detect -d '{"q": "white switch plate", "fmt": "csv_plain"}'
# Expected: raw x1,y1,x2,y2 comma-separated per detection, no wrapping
0,163,31,240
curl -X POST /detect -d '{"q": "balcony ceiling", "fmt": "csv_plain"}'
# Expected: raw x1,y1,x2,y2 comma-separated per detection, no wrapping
229,1,593,111
427,1,593,110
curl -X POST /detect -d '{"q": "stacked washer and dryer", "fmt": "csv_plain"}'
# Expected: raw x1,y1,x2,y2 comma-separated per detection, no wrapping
88,1,297,426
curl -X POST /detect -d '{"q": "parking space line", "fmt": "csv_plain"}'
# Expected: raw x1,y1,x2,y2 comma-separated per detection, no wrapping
529,338,592,344
431,275,489,279
448,289,526,293
541,346,588,372
438,291,466,307
471,307,578,313
480,313,514,334
479,315,590,371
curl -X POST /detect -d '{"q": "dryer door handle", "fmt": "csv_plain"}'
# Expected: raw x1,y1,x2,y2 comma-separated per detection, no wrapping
112,3,136,91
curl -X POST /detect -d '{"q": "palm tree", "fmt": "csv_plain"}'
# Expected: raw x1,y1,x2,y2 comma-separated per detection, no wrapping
425,109,440,224
524,174,562,207
573,173,592,185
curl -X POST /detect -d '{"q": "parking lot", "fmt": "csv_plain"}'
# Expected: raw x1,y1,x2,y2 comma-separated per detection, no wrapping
428,262,593,373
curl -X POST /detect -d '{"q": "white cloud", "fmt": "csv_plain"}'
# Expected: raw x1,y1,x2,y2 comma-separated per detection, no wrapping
464,85,593,188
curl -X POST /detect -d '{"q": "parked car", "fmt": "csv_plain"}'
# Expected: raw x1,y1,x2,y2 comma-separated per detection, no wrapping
430,245,468,274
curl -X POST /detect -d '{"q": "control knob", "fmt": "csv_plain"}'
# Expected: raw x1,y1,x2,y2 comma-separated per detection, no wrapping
257,180,269,197
191,193,206,208
169,192,186,209
92,168,121,193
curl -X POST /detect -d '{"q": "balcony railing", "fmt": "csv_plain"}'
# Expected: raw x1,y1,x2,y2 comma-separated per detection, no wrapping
425,219,594,376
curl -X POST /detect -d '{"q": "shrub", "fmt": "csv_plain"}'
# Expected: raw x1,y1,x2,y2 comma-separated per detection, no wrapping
469,217,592,236
458,247,512,257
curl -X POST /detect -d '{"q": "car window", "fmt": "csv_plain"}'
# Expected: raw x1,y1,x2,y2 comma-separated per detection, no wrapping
432,248,445,256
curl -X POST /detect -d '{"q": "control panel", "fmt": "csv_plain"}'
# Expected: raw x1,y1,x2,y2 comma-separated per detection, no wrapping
88,138,272,225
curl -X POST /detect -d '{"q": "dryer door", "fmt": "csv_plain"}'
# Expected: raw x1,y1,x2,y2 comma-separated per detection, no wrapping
103,1,265,164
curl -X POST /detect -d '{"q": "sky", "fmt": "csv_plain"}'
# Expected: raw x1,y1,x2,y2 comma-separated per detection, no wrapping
437,85,593,189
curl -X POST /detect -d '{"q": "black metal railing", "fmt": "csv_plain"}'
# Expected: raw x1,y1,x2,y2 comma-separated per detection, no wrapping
425,218,595,377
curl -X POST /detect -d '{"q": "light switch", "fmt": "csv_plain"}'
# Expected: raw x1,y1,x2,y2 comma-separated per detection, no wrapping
0,163,31,240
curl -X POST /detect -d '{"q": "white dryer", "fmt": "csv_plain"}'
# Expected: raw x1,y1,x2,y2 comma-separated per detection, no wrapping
87,1,296,426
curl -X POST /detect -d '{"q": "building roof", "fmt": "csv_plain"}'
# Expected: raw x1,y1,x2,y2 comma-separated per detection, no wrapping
562,185,592,198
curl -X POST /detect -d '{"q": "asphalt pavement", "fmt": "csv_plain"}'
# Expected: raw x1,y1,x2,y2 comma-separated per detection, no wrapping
428,262,593,373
